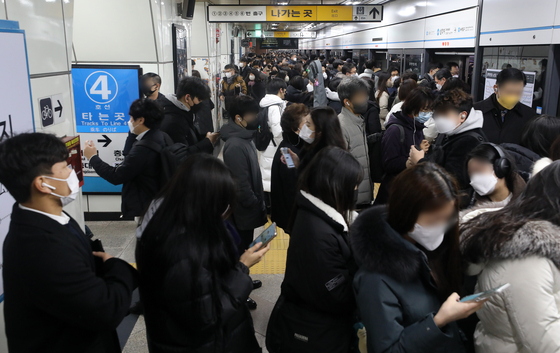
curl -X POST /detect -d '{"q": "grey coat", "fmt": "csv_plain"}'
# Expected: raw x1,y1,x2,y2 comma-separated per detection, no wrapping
221,123,267,231
338,107,372,205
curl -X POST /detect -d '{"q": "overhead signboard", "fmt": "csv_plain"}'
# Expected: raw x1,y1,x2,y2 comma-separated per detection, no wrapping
71,65,142,193
208,5,383,23
246,30,316,38
484,69,536,108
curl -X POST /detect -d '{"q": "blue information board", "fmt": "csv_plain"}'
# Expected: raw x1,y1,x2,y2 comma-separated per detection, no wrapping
72,65,142,193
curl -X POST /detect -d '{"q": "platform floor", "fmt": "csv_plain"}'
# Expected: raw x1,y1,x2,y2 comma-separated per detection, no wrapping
87,220,286,353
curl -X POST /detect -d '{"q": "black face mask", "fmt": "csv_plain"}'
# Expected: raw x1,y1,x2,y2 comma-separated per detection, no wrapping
245,118,259,131
141,85,156,97
352,101,369,115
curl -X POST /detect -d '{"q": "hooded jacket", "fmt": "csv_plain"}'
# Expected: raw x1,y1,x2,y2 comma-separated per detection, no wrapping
339,107,373,205
259,94,287,192
159,94,213,154
474,93,536,145
352,206,467,353
461,220,560,353
500,143,541,182
266,191,358,353
326,88,343,114
424,109,487,191
220,122,267,231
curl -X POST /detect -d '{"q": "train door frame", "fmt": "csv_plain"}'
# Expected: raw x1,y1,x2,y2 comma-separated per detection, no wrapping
387,49,424,76
425,48,476,84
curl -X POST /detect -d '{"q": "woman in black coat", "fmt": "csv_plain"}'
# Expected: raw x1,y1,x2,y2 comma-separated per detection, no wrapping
352,163,485,353
136,154,270,353
247,69,266,103
267,147,363,353
270,103,310,232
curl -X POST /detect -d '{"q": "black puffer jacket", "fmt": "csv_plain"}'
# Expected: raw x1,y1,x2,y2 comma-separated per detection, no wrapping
137,233,260,353
500,143,540,182
352,207,467,353
267,191,357,353
220,123,267,231
89,129,165,217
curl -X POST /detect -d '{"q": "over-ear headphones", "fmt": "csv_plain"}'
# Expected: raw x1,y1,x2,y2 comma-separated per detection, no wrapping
484,143,511,179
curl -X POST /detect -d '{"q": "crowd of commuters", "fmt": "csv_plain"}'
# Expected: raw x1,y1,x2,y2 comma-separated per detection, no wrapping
0,50,558,353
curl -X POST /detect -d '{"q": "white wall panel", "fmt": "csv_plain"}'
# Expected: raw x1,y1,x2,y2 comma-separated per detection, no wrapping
386,21,425,49
157,62,175,94
30,74,74,136
6,0,68,74
0,1,6,20
425,0,478,17
62,0,74,72
73,0,157,62
424,8,477,48
481,29,553,47
160,0,174,63
191,2,210,57
480,0,556,34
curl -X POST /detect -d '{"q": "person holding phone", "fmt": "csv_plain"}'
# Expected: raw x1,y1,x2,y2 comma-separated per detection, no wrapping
136,154,269,353
461,161,560,353
271,103,310,232
267,147,363,353
352,163,484,353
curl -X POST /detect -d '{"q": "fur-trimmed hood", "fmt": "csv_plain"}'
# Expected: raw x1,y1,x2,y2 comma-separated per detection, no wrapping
463,220,560,275
350,206,425,282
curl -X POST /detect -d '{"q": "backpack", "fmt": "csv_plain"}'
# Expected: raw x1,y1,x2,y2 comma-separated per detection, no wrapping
368,124,404,183
136,133,191,187
254,105,279,151
429,130,486,167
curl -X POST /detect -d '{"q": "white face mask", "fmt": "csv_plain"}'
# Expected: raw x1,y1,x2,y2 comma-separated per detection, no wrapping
285,76,290,82
240,63,245,67
298,124,315,144
42,169,80,207
409,222,447,251
249,74,255,81
391,75,399,84
470,173,498,196
434,116,461,134
225,72,232,78
436,83,443,91
128,120,139,134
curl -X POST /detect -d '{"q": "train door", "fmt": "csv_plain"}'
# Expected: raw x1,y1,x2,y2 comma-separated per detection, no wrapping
387,49,423,76
426,48,476,83
369,50,388,72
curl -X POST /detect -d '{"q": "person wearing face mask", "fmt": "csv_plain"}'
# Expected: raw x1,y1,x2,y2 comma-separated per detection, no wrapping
259,78,288,199
0,133,138,353
247,68,266,103
338,76,373,208
271,104,311,232
461,161,560,353
285,76,313,107
160,76,219,152
267,147,363,353
409,89,487,197
84,99,168,220
220,64,248,113
375,72,393,128
375,87,434,205
434,68,452,92
459,143,525,222
353,163,485,353
220,96,267,256
239,56,251,81
474,68,536,144
136,154,269,353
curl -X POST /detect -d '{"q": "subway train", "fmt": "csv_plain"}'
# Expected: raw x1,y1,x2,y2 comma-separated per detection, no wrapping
0,0,559,352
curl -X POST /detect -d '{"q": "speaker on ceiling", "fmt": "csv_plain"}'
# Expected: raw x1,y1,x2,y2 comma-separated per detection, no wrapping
181,0,196,20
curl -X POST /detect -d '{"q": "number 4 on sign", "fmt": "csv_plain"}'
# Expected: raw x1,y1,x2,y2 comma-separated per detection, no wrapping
90,75,112,100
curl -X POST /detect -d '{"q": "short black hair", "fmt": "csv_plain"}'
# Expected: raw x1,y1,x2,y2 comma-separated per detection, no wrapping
266,78,287,94
435,68,452,81
402,71,419,82
389,66,400,74
402,86,434,117
228,95,260,119
141,72,161,85
398,79,418,101
365,59,376,70
428,63,439,72
337,76,369,102
224,64,235,71
447,61,459,69
129,98,164,129
289,76,305,91
252,60,262,67
240,57,248,63
341,63,355,75
0,133,69,203
176,76,211,101
333,59,344,68
496,68,527,86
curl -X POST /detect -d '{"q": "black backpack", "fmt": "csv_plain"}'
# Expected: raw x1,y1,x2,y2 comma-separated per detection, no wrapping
136,133,192,187
368,125,404,183
254,105,280,151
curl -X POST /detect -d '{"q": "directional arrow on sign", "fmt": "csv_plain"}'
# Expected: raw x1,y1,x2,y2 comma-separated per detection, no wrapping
369,7,380,19
54,100,63,118
97,134,112,147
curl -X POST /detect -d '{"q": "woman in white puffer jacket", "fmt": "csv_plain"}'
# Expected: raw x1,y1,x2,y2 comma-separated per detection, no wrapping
460,160,560,353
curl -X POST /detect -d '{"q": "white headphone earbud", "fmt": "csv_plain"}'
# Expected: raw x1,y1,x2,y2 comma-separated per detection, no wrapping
238,117,241,121
346,102,350,105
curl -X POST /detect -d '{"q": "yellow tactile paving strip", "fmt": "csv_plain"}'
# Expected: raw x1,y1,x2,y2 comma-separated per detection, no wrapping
249,221,289,275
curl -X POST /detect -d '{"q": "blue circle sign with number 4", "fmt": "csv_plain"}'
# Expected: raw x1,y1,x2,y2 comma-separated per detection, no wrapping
85,71,119,104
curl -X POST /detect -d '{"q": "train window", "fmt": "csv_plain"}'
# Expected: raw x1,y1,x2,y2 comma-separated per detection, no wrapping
480,45,548,112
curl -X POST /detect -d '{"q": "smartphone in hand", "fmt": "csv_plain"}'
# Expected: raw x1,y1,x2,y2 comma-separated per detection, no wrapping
249,223,278,250
460,283,510,303
281,147,296,169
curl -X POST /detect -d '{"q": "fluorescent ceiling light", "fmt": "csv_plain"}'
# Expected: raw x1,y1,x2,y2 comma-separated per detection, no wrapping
398,6,416,16
278,2,288,5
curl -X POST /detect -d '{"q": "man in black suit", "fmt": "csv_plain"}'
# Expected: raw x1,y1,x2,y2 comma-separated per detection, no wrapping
0,133,138,353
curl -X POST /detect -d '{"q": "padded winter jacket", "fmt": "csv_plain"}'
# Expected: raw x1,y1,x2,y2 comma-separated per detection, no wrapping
259,94,286,192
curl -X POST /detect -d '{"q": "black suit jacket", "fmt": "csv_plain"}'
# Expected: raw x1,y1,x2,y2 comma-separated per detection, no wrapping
3,204,138,353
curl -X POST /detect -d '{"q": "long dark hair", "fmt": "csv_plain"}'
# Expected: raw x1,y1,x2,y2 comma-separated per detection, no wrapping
388,162,463,298
375,72,391,104
521,114,560,157
299,146,363,225
461,160,560,263
137,154,238,286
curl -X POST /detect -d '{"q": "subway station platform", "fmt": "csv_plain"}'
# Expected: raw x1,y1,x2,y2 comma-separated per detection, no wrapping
87,220,288,353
